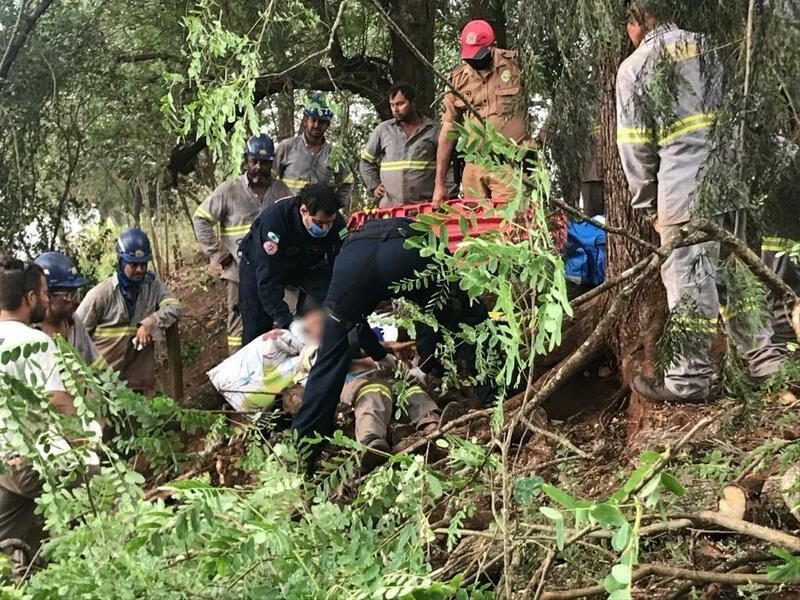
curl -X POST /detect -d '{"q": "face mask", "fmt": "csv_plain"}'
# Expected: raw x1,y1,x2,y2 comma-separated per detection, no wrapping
465,53,492,71
307,222,331,238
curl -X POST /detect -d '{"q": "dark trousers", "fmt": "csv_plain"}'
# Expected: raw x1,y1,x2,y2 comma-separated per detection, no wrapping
292,219,490,439
238,261,332,346
0,464,44,553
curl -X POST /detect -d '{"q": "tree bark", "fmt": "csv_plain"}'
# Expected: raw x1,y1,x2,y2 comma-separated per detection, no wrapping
0,0,58,93
388,0,435,114
468,0,507,49
596,51,667,434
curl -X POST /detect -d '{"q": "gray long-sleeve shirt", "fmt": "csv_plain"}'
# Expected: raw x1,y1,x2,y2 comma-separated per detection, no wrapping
616,24,722,225
359,117,451,207
274,135,353,202
192,175,291,283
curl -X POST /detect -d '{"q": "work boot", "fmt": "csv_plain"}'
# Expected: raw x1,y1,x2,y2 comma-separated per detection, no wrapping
631,375,708,405
360,435,391,473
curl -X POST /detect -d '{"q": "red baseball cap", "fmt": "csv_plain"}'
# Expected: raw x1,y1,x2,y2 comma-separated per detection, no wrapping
460,20,495,59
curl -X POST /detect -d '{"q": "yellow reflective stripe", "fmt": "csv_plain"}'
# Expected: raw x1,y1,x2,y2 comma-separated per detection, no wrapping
355,383,392,402
227,336,242,347
220,224,251,236
159,297,180,307
94,325,136,338
379,160,437,172
341,173,354,184
361,150,377,163
617,127,655,144
280,177,310,190
762,237,797,253
90,356,108,369
193,206,217,224
406,385,425,396
658,113,716,145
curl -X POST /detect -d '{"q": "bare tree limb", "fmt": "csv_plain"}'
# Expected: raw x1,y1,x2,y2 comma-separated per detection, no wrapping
0,0,58,92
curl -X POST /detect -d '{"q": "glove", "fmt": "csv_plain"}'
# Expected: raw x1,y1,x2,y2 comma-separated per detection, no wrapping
376,354,398,372
407,367,427,386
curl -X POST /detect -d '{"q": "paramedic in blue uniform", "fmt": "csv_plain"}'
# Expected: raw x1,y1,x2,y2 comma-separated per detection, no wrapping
238,183,347,345
292,217,494,440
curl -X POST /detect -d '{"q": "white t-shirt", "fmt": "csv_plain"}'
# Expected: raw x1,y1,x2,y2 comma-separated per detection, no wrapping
0,320,65,393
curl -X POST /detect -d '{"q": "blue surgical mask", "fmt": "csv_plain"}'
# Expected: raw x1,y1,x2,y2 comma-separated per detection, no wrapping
307,222,331,238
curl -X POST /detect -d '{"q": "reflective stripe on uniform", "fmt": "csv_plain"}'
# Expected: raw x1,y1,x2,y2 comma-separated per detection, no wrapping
355,382,392,402
220,224,252,236
227,336,242,347
405,385,426,396
280,177,310,190
341,172,355,184
159,297,180,307
361,150,377,164
617,112,716,146
194,206,217,224
379,160,437,172
94,325,137,338
762,236,797,253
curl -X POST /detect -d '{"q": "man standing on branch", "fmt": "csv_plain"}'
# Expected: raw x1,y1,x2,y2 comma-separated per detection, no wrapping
432,19,527,207
33,252,101,367
360,83,454,208
237,183,347,345
77,228,182,397
193,134,290,353
616,1,788,403
274,95,354,204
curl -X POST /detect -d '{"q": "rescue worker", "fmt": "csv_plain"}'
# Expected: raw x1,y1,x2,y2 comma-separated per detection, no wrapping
273,95,354,203
0,256,75,555
432,19,527,206
32,252,101,367
360,83,454,207
192,133,290,353
616,2,788,403
291,217,493,443
76,228,183,396
238,183,347,345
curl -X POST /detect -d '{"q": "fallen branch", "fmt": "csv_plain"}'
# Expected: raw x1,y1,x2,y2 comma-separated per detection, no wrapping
663,550,780,600
685,511,800,553
520,416,591,458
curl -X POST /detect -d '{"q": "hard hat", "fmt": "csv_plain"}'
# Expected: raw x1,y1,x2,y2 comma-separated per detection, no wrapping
244,133,276,161
34,252,88,288
115,227,152,264
460,20,495,60
303,94,334,121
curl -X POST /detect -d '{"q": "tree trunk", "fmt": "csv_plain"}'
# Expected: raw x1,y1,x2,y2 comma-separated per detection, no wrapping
468,0,507,49
389,0,435,115
276,86,296,141
596,53,667,435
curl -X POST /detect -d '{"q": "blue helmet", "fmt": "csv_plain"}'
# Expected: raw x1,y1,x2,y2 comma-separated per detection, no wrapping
116,227,152,264
34,252,88,288
303,95,333,121
245,133,276,161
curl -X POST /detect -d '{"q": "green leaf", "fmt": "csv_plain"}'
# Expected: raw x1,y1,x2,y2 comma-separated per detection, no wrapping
539,506,562,521
591,504,626,528
660,473,685,496
611,522,630,552
124,471,146,486
612,564,632,585
513,476,543,506
541,484,576,509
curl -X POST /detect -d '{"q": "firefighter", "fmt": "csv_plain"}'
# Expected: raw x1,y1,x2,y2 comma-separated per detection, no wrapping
273,94,354,203
32,252,101,367
616,2,788,403
237,183,347,345
432,19,527,206
76,228,182,396
193,133,290,353
360,82,454,207
291,217,494,443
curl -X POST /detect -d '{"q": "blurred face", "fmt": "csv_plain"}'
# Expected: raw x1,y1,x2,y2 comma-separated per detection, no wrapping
47,288,79,320
626,16,646,47
390,92,416,123
27,274,49,324
245,158,273,187
302,115,330,142
302,309,325,344
123,261,147,282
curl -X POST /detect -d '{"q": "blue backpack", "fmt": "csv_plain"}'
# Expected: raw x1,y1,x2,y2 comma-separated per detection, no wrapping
562,220,606,287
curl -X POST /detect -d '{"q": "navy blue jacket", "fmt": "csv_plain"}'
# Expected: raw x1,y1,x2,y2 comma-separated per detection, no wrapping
239,196,347,328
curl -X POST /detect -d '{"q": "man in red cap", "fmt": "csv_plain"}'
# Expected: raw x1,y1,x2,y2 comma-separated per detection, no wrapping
432,19,527,206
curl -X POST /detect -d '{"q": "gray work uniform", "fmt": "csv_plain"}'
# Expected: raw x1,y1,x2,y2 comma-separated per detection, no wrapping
33,316,102,367
192,175,291,351
359,117,452,208
274,135,354,201
617,24,786,398
340,376,439,443
76,274,182,396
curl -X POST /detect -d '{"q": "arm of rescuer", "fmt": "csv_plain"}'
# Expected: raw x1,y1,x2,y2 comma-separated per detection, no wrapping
359,126,384,202
136,280,183,344
192,187,233,269
253,211,295,330
615,62,659,215
432,82,464,208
